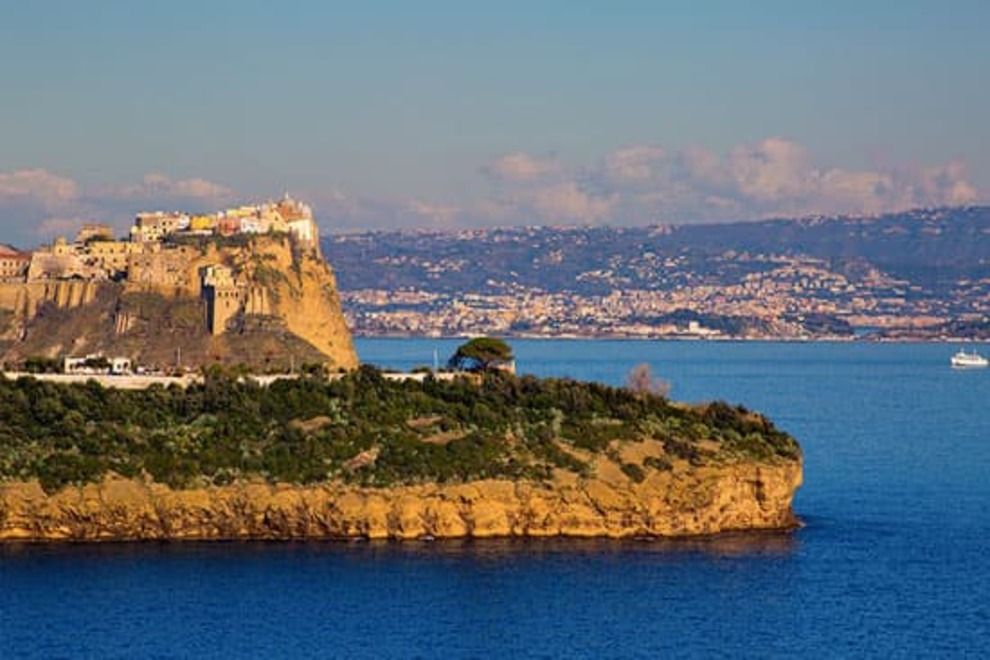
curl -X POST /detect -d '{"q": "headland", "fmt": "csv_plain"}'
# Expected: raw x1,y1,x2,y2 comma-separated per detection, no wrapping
0,367,801,542
0,195,356,372
0,199,802,542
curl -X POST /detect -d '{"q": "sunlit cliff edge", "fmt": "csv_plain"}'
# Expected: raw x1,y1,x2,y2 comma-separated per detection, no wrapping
0,443,801,542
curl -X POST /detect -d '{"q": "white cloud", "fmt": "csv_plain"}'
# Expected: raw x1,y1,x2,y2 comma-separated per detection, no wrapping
678,146,727,187
114,173,234,203
727,138,816,202
0,169,79,209
35,217,90,239
0,142,983,244
919,161,978,206
0,169,238,246
530,182,612,223
482,152,562,183
602,145,668,184
405,199,462,227
476,139,983,225
817,169,894,215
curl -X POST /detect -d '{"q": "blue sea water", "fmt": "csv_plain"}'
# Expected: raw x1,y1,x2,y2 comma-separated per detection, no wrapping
3,339,989,658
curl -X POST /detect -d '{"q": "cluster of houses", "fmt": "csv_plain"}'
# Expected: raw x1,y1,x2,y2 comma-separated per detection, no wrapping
130,194,317,244
0,195,318,284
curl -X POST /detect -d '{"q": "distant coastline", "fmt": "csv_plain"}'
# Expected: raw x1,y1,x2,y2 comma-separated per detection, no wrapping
348,331,986,343
327,206,990,342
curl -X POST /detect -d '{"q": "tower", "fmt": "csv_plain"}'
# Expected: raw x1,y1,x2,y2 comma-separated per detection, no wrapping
201,265,242,335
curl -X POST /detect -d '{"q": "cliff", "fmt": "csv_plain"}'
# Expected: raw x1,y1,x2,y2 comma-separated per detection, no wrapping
0,458,801,542
0,235,357,371
0,364,802,542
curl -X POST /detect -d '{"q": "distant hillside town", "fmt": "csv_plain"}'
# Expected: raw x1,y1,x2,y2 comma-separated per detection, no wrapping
324,206,990,340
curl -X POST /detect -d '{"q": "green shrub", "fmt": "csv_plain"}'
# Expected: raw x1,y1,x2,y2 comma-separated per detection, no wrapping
0,368,798,491
644,456,673,472
620,462,646,483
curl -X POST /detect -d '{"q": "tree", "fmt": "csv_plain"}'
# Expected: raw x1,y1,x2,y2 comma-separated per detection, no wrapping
626,363,671,398
23,356,62,374
448,337,514,372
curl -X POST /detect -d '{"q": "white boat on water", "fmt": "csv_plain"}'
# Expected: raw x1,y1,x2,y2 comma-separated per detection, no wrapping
950,349,989,369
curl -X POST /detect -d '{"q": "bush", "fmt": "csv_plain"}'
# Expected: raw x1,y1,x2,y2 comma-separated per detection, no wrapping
620,462,646,483
644,456,673,472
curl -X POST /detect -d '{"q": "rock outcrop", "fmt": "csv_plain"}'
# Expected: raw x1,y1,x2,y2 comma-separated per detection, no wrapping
0,459,801,542
0,235,357,371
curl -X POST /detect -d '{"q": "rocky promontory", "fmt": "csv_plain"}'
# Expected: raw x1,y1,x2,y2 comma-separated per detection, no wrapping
0,366,802,542
1,232,357,372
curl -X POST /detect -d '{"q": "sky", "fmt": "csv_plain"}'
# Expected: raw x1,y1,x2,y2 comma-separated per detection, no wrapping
2,0,989,246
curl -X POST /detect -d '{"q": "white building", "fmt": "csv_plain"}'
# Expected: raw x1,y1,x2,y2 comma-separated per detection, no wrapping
63,354,132,375
287,218,317,244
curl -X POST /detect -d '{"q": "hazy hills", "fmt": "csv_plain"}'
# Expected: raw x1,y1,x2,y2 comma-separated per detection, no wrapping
322,206,989,339
324,206,990,297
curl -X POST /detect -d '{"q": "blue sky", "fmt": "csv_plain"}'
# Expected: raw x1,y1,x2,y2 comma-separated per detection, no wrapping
2,1,989,244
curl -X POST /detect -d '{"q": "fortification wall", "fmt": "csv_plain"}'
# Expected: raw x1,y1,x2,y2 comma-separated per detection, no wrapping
0,280,104,317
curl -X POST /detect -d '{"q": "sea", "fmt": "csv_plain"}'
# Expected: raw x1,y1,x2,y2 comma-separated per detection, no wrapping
2,339,989,658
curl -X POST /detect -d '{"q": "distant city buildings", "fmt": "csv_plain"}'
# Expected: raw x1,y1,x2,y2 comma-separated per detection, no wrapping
328,217,990,340
2,203,986,341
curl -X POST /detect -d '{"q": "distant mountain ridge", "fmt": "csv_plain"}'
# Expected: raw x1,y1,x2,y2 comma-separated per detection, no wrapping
325,206,990,296
323,206,990,339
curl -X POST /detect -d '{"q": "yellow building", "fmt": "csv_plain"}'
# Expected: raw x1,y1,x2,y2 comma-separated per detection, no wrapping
189,215,216,232
86,240,144,277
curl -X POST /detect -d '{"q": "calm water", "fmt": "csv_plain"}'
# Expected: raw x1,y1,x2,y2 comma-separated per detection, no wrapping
3,339,989,658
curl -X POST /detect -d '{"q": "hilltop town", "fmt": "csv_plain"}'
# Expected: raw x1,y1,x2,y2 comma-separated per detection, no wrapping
2,195,317,327
0,196,357,371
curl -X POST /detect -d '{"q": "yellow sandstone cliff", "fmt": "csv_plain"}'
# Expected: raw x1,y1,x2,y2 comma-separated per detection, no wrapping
0,235,358,371
0,457,801,542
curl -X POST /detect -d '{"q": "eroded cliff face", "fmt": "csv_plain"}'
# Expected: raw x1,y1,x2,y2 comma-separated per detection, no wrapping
0,459,801,542
226,237,357,370
0,235,357,370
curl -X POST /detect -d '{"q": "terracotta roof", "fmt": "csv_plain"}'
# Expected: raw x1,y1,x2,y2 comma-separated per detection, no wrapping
0,244,29,259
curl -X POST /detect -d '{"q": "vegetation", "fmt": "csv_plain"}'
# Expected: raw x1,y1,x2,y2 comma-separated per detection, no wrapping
0,367,800,494
626,363,671,398
168,232,254,251
447,337,514,372
21,356,62,374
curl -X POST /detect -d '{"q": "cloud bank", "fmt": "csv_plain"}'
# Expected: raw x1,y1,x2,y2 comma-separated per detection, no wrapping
477,137,981,225
0,171,236,247
0,138,983,244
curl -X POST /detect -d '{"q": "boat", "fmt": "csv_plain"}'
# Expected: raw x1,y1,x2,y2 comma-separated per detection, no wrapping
950,349,989,369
